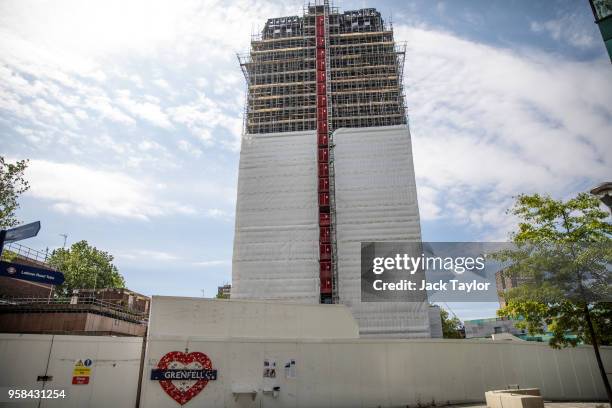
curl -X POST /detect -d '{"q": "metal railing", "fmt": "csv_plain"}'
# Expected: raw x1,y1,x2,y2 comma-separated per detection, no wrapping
4,242,49,263
0,296,148,323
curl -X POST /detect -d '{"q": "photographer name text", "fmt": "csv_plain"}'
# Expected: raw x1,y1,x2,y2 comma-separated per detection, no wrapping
372,279,491,293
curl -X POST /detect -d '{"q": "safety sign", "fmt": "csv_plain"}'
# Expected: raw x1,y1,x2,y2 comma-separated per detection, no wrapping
72,359,93,385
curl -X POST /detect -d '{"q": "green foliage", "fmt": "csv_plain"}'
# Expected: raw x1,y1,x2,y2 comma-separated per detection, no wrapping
440,308,463,339
499,299,611,348
48,240,126,296
0,157,30,229
495,193,612,348
0,249,18,262
216,292,229,299
510,193,611,244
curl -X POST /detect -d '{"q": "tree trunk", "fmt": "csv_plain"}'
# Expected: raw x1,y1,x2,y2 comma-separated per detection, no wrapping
584,304,612,406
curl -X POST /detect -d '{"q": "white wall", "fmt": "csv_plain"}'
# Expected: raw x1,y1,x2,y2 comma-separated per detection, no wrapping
1,299,610,408
0,334,142,408
148,296,359,340
139,298,610,407
140,337,611,408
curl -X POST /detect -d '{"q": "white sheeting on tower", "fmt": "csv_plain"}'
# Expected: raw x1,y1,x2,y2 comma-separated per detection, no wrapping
232,130,319,303
334,125,430,338
232,125,430,337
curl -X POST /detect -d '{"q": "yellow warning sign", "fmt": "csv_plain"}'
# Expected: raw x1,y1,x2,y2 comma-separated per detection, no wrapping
72,359,93,383
73,367,91,376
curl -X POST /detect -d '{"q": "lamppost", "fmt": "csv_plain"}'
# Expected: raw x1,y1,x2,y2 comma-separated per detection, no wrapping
590,182,612,214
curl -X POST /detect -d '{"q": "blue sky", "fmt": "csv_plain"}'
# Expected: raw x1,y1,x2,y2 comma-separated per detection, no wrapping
1,0,611,320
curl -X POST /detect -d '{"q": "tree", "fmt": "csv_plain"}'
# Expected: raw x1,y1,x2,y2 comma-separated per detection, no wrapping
440,308,463,339
0,156,30,229
495,193,612,404
48,240,126,296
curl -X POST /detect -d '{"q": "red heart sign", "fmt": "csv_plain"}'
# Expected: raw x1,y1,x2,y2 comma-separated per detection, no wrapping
157,351,213,405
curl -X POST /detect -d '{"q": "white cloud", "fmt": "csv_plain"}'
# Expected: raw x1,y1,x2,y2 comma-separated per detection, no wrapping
118,249,179,262
206,208,233,222
117,251,230,267
0,28,106,84
138,140,164,152
398,25,612,238
26,159,195,220
196,77,209,88
85,94,135,124
94,134,129,155
2,0,611,242
32,98,63,119
530,14,597,49
153,78,171,91
213,72,242,95
177,139,202,157
74,109,89,120
116,89,172,129
169,92,244,151
168,94,225,142
129,74,144,88
416,185,441,221
192,260,230,267
1,0,268,159
0,0,300,64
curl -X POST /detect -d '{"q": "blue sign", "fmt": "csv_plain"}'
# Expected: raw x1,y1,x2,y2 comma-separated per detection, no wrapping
0,261,65,285
4,221,41,244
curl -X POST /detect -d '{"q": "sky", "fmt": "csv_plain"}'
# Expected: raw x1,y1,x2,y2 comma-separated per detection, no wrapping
1,0,611,320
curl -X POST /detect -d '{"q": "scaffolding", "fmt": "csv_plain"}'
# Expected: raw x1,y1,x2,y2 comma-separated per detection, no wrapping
238,4,407,135
315,2,335,304
237,3,408,306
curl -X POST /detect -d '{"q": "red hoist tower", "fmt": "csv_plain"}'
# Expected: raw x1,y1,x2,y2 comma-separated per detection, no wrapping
315,3,337,304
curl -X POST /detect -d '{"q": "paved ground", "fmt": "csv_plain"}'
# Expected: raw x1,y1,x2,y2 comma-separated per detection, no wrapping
448,403,609,408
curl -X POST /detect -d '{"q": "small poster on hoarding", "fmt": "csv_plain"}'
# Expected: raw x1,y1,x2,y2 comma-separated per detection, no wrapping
72,359,93,385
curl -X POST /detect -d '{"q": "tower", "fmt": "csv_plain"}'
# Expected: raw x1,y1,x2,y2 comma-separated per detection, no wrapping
233,2,430,338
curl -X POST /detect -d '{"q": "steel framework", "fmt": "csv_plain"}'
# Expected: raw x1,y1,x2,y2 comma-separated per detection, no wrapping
238,3,408,305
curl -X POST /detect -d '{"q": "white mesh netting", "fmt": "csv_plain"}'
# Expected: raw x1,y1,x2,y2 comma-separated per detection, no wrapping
232,125,431,337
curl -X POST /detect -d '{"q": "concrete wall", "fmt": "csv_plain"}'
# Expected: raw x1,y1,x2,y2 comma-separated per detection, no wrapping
0,334,143,408
0,312,146,336
0,275,52,298
149,296,359,340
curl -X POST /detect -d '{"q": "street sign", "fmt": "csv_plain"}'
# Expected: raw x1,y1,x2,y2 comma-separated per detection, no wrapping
0,261,64,285
4,221,41,244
